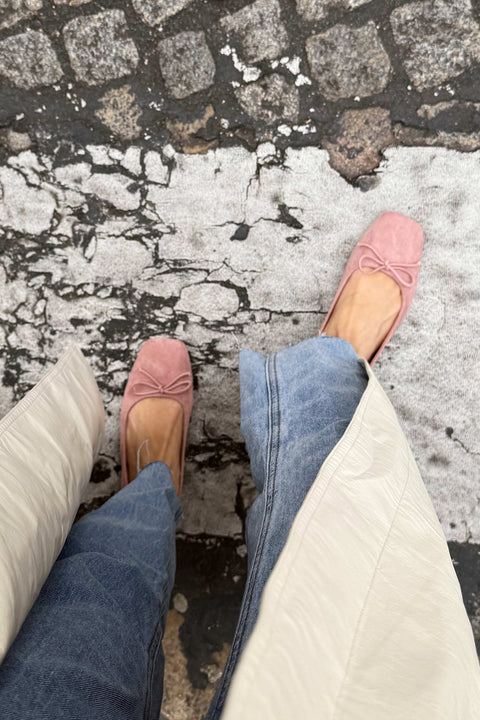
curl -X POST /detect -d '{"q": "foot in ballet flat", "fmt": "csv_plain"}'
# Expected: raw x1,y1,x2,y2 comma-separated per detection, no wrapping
120,337,194,495
319,211,424,365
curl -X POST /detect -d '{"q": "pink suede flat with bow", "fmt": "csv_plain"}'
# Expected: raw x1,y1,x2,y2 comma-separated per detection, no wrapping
120,337,194,490
319,211,424,366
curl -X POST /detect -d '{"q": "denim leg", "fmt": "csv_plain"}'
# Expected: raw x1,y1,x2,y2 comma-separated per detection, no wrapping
205,336,369,720
0,461,181,720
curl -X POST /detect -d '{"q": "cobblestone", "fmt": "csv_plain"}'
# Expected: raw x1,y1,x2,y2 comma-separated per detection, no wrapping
95,85,142,140
390,0,480,91
220,0,289,64
63,10,139,86
166,104,217,153
0,0,42,30
296,0,372,22
0,30,62,89
132,0,193,27
393,123,480,151
158,31,215,99
306,22,391,100
235,73,299,124
0,129,31,153
0,0,477,175
323,107,393,180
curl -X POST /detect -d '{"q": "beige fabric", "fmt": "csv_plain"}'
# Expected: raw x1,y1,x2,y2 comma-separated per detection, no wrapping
222,360,480,720
0,344,105,663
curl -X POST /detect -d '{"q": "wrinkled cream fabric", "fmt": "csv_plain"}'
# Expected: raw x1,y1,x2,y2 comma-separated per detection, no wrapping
0,344,105,663
222,360,480,720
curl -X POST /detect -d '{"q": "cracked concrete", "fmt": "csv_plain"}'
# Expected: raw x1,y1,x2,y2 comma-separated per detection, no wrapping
0,142,478,542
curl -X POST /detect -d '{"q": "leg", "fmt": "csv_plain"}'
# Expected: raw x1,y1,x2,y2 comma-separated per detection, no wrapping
207,237,404,718
206,336,369,719
0,461,180,720
0,338,191,719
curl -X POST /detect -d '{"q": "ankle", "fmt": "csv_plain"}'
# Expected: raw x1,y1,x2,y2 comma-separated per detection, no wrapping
323,311,396,359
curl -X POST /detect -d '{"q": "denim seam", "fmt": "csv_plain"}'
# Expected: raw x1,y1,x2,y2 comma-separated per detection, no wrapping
211,353,280,713
143,600,167,720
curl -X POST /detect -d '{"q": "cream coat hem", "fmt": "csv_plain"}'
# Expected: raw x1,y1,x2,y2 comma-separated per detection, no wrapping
222,359,480,720
0,344,105,664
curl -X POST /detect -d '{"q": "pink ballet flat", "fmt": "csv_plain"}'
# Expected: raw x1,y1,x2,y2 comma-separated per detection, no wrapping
319,211,424,366
120,337,194,491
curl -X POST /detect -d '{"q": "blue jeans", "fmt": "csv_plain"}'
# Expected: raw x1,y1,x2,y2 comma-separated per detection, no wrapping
0,337,368,719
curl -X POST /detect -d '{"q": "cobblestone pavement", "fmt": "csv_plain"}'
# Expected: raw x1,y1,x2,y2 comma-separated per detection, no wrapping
0,1,480,718
2,0,480,176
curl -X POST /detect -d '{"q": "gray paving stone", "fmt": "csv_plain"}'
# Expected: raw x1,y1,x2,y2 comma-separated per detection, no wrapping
220,0,289,64
0,30,63,89
235,73,299,124
393,123,480,152
306,21,392,101
0,0,42,30
63,10,139,86
158,31,215,100
132,0,193,27
323,107,393,180
0,129,31,153
390,0,480,90
95,85,142,140
296,0,372,23
54,0,91,5
410,99,480,151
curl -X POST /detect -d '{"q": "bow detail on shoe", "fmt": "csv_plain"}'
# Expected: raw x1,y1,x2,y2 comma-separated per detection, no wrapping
131,367,192,398
357,242,420,288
